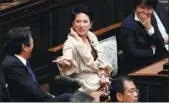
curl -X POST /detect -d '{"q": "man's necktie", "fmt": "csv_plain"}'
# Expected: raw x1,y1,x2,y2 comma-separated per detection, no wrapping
26,61,36,83
151,14,158,32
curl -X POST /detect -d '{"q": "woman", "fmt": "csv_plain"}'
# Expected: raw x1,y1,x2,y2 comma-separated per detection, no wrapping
53,6,113,92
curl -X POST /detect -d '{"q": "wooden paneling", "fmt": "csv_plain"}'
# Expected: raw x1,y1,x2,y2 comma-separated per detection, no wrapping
128,58,168,102
129,58,168,76
48,22,122,52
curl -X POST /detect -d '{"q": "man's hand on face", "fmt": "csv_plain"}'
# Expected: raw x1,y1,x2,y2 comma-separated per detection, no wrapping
138,13,153,31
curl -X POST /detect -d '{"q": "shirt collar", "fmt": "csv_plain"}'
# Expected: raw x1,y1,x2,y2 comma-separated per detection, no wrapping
134,12,141,22
15,54,27,66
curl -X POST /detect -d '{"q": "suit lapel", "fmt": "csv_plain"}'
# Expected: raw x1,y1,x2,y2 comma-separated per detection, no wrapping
12,55,37,85
12,56,30,75
155,2,169,34
129,11,155,46
131,12,151,43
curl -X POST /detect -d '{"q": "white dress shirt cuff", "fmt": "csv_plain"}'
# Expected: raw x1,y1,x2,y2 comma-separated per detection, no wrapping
151,47,156,55
147,26,155,36
165,44,168,51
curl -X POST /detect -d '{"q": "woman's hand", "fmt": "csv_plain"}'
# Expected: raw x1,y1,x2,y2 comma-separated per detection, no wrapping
99,68,109,76
99,72,111,92
53,58,72,68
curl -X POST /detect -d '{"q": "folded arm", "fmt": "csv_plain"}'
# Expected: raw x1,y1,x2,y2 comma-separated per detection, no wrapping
121,28,154,59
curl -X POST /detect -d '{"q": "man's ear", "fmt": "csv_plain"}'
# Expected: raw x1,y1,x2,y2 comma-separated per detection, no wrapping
116,93,123,102
22,44,27,52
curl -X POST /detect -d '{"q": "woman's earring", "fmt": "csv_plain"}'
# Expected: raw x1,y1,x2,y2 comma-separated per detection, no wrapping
24,48,27,52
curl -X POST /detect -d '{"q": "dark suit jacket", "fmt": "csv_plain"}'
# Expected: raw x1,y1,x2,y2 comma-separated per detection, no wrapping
0,67,11,101
1,54,55,102
119,2,169,74
155,2,169,34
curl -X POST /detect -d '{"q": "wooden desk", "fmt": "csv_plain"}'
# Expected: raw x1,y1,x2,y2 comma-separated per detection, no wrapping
128,58,169,102
129,58,168,77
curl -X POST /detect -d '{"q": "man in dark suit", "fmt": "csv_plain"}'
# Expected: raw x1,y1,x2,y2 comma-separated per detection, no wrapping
119,0,169,74
1,27,72,102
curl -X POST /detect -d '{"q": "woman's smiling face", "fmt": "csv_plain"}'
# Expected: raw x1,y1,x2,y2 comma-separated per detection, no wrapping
72,13,92,37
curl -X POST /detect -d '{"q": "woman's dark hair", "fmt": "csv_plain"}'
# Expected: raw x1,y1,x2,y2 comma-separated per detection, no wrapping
4,27,31,55
110,76,134,102
71,5,93,22
134,0,158,9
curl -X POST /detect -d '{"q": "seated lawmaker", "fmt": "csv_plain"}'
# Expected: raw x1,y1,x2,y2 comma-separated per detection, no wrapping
53,5,113,92
1,27,72,102
120,0,169,74
110,76,139,102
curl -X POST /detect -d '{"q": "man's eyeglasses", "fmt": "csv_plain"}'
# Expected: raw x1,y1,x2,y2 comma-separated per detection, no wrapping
126,88,139,95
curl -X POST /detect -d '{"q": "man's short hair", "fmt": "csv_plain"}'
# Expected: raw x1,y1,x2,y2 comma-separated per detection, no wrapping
134,0,158,9
69,91,94,102
110,76,134,102
4,27,31,55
